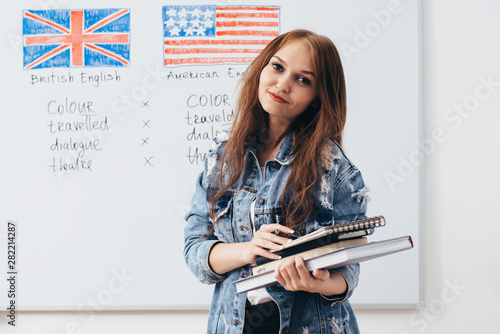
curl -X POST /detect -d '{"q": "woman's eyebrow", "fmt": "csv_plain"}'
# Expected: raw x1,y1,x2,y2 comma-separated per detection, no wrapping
272,55,316,77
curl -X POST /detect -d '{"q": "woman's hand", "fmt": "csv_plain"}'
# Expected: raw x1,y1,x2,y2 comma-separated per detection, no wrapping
274,256,348,296
208,223,293,275
243,223,294,265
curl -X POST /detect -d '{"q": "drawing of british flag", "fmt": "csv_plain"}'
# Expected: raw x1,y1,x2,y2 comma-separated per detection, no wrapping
23,9,130,70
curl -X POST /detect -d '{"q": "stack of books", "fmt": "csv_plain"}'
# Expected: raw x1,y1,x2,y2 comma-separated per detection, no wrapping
234,216,413,294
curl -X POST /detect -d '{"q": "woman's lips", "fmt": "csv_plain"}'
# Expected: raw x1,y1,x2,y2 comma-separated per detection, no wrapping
268,91,288,103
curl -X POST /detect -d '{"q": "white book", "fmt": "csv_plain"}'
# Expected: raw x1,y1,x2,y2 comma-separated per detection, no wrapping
234,236,413,294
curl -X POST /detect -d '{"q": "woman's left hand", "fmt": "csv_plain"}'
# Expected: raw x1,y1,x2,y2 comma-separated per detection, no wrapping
274,256,347,296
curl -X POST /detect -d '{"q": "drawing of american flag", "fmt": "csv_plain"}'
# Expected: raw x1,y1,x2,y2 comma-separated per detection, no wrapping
162,5,280,66
23,9,130,70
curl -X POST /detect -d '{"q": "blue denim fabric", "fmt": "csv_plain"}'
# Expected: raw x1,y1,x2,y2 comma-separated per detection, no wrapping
184,132,369,334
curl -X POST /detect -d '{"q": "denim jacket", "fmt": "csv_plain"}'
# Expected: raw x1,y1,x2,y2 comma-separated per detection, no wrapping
184,132,370,334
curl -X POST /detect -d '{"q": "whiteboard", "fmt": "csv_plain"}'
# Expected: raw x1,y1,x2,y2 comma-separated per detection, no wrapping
0,0,422,310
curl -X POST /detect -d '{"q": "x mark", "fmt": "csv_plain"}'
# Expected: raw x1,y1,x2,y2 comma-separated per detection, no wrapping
144,156,154,167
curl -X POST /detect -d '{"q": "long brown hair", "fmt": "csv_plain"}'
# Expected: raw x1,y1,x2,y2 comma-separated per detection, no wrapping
210,29,347,230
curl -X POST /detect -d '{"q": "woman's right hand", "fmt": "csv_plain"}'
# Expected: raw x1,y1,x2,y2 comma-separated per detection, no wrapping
244,223,294,265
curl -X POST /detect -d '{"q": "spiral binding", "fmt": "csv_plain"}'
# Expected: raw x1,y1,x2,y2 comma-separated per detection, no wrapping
333,215,386,233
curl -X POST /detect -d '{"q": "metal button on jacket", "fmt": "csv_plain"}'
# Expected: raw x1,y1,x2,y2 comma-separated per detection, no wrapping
257,198,265,205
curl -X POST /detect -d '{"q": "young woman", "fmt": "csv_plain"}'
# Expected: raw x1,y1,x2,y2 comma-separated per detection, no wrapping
184,29,369,334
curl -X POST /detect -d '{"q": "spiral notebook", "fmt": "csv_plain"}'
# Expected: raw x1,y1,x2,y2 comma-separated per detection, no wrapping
255,216,386,266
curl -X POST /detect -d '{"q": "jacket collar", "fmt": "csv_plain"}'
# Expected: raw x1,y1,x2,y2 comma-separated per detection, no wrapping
274,131,295,165
248,131,295,165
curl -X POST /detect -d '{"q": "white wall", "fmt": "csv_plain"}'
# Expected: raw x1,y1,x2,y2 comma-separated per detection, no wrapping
2,0,499,333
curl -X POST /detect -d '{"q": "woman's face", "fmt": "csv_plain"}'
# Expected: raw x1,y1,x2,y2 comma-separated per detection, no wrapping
258,40,318,129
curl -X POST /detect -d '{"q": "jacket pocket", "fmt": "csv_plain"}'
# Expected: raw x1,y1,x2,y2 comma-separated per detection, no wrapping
299,209,335,236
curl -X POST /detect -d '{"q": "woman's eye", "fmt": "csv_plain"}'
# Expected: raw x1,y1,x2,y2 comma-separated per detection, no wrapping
272,63,283,71
298,77,311,85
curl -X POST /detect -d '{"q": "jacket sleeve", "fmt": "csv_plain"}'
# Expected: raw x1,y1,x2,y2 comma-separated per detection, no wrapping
183,169,227,285
324,166,370,303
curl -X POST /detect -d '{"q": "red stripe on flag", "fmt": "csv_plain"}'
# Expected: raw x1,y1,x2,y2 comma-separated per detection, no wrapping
216,12,279,19
26,33,130,45
165,57,256,66
82,33,130,44
25,35,70,45
216,21,279,28
216,6,279,11
164,47,263,55
70,10,84,67
216,30,279,37
164,39,271,46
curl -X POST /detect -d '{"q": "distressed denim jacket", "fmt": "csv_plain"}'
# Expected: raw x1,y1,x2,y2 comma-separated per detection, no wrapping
184,132,369,334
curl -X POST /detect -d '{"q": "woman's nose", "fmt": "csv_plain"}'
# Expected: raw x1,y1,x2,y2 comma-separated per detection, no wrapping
275,76,291,93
